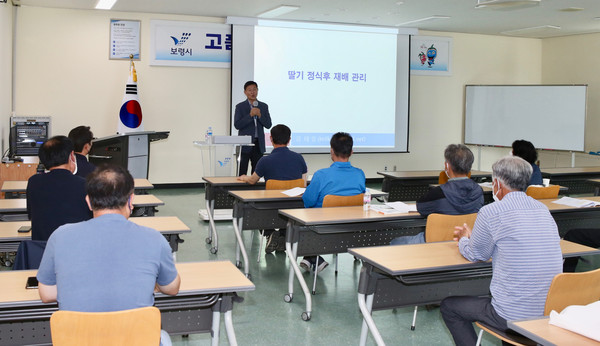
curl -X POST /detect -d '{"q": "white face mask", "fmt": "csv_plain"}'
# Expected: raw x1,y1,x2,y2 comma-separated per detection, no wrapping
492,179,500,202
71,154,78,175
444,162,450,178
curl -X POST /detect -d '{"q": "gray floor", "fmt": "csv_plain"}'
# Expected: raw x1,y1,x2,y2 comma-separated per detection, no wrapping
153,187,507,346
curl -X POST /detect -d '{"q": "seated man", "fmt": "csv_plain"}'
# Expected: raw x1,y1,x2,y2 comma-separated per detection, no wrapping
68,125,96,178
391,144,484,245
440,156,562,345
27,136,92,242
238,124,307,253
37,164,180,345
562,228,600,272
301,132,365,273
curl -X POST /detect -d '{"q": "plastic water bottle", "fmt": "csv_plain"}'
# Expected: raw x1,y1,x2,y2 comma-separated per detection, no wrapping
363,188,371,211
206,126,213,143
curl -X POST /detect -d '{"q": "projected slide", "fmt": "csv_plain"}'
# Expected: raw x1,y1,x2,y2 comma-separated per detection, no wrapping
254,26,397,148
229,19,411,153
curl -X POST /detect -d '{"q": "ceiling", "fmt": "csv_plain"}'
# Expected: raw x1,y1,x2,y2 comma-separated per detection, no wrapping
12,0,600,38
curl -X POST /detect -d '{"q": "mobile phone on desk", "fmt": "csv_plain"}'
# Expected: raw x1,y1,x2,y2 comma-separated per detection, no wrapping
18,225,32,233
26,276,39,289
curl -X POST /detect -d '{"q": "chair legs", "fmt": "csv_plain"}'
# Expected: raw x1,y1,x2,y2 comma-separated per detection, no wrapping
334,254,338,275
411,306,418,330
475,329,483,346
312,257,319,295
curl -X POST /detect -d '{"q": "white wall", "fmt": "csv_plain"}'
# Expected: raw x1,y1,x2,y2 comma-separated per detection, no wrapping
542,33,600,154
10,7,545,182
0,2,13,155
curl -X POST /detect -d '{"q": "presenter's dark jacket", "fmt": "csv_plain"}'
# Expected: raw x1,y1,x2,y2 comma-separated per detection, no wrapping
74,153,96,178
234,100,272,154
26,169,93,241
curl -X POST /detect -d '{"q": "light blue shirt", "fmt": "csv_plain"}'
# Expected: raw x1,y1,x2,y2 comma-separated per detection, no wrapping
458,191,562,321
37,214,178,312
302,161,365,208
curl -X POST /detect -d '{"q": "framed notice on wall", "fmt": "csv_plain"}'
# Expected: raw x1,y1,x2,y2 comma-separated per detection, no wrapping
109,19,141,60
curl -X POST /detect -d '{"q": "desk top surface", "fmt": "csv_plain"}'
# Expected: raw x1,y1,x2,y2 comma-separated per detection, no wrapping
0,216,190,240
509,317,600,346
279,205,420,225
203,176,265,186
377,170,491,179
229,188,387,202
541,167,600,175
349,240,598,276
0,194,164,212
539,196,600,211
1,179,153,193
0,261,254,305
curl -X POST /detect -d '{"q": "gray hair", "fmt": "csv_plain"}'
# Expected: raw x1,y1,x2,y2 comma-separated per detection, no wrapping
492,156,533,191
444,144,474,175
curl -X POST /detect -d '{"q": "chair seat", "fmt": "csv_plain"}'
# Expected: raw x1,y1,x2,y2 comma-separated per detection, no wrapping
475,321,537,346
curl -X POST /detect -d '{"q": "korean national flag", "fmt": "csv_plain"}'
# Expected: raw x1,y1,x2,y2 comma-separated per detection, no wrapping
118,62,144,134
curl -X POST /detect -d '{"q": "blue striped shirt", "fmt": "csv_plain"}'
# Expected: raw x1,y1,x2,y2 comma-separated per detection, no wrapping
458,191,562,321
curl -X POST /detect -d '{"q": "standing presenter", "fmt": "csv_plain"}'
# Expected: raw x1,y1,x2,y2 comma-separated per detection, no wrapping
234,81,272,176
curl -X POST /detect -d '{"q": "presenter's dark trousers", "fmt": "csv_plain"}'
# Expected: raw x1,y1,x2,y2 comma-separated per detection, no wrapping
563,228,600,272
440,296,508,346
238,140,263,176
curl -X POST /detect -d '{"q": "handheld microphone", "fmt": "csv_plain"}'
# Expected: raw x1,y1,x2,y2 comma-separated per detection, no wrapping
252,101,258,107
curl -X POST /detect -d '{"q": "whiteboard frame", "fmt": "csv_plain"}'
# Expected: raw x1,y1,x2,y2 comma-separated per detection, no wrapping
463,84,587,152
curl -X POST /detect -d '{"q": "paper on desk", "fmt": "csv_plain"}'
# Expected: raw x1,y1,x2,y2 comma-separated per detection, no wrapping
479,182,493,188
549,300,600,342
369,201,417,214
552,197,600,208
282,187,305,196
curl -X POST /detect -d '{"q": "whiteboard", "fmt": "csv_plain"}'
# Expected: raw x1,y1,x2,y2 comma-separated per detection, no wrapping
464,85,587,151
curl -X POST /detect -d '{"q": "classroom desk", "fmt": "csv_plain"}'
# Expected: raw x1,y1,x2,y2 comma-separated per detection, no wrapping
541,167,600,195
278,206,425,321
0,261,254,346
379,170,491,202
508,316,600,346
203,177,265,254
0,194,164,221
349,240,600,346
588,179,600,196
0,216,190,254
478,185,568,204
539,196,600,237
1,178,154,198
229,189,388,278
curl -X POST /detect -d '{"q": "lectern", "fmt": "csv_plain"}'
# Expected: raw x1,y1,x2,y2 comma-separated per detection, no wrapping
89,131,169,178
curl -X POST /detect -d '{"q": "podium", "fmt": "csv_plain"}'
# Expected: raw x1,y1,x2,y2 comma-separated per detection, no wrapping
194,135,252,222
193,135,252,177
89,131,169,179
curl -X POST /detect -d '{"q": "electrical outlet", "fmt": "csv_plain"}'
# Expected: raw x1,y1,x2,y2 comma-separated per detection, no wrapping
384,166,388,171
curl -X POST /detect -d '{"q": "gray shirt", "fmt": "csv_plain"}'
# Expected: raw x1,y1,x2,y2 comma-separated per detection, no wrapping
37,213,177,312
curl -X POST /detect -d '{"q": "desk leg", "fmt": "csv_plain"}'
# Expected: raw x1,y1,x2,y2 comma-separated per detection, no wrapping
206,199,218,254
358,293,385,346
211,311,220,346
223,310,238,346
232,216,250,278
285,240,312,321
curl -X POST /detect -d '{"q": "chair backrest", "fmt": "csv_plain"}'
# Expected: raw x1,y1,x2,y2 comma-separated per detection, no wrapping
322,194,364,208
265,178,304,190
12,240,47,270
525,185,559,200
50,306,161,346
425,213,478,243
438,171,472,185
544,267,600,315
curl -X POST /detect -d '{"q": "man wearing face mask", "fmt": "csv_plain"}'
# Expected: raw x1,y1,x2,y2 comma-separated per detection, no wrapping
27,136,92,242
390,144,483,245
37,164,180,345
440,156,562,345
